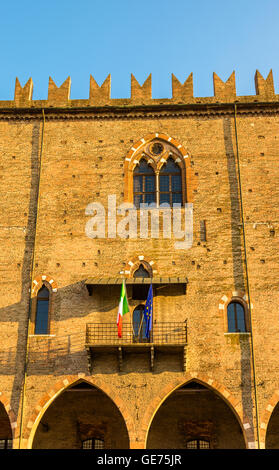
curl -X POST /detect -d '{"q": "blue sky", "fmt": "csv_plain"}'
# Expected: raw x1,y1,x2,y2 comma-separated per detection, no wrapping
0,0,278,100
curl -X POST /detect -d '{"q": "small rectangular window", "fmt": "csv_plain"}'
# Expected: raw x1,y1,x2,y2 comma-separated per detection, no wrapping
82,438,104,449
0,439,12,449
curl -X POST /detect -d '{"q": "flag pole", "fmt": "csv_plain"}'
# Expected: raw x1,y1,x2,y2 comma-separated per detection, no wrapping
119,271,131,339
138,312,144,340
120,270,136,339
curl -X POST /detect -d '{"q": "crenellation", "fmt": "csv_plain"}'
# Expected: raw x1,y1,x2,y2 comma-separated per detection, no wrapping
0,71,278,109
14,77,33,106
255,70,275,99
130,74,152,103
89,74,111,104
172,73,194,102
47,76,71,105
213,71,236,102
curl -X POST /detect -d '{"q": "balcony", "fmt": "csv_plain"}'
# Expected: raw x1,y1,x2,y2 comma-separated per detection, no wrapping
85,321,187,372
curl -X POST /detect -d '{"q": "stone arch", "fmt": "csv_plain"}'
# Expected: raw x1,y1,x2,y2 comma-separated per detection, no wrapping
218,290,252,333
30,275,58,335
24,374,135,449
132,154,157,173
140,372,255,449
131,261,152,278
31,274,58,297
0,392,17,441
156,152,185,173
124,132,194,204
260,389,279,449
122,255,158,278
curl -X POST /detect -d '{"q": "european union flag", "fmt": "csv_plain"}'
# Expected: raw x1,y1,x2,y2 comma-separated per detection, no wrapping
144,284,153,339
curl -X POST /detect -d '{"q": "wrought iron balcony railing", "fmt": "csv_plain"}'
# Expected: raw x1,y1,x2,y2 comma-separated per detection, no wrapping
86,321,187,346
85,321,187,372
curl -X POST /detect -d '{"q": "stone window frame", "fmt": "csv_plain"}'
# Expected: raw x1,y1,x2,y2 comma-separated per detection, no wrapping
30,275,58,336
124,133,194,207
121,256,157,278
227,299,248,333
131,260,153,278
219,291,251,334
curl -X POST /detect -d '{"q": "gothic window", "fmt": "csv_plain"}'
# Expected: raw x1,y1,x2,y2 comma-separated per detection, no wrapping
227,301,247,332
159,158,182,205
35,285,50,335
133,264,150,278
126,135,190,207
82,438,105,449
133,159,156,209
186,439,210,449
133,157,183,208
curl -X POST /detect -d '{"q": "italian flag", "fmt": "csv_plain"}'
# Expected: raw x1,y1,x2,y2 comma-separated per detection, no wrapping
117,280,129,338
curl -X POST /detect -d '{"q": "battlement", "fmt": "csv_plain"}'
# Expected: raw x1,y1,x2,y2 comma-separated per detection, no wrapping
1,70,278,109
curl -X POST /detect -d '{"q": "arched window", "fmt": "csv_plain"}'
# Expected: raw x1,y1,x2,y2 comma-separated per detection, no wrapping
186,439,210,449
125,135,190,207
82,438,105,449
35,285,50,335
133,264,150,278
133,305,149,342
227,301,247,332
133,159,156,209
132,264,151,299
159,158,182,205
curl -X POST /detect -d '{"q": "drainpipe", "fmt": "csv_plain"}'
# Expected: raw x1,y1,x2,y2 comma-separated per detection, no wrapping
233,104,260,449
18,109,45,449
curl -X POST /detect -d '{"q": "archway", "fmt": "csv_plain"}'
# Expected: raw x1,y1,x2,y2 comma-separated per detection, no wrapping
265,401,279,448
31,380,130,449
146,381,246,449
0,402,13,449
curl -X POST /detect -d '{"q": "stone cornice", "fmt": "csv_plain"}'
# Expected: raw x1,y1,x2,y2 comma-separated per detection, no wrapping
0,100,279,121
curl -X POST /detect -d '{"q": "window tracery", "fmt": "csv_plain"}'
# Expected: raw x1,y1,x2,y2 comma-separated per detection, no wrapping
124,134,191,207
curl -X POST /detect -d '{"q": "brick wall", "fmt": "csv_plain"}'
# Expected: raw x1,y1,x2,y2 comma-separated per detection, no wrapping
0,72,278,448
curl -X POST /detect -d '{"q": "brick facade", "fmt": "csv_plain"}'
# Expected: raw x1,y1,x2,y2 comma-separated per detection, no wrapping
0,71,278,449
